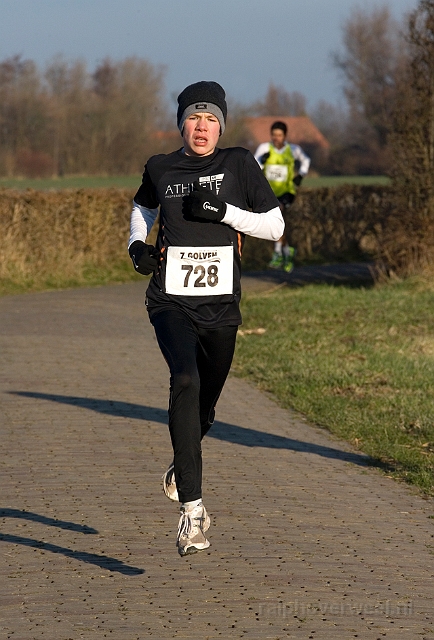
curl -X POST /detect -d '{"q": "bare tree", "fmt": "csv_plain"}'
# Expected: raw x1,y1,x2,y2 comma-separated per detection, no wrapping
108,57,168,173
308,100,350,174
51,56,168,175
332,5,405,174
309,100,347,146
0,55,50,175
219,100,252,149
0,55,169,177
383,0,434,274
45,57,92,175
333,5,402,144
252,83,307,117
390,1,434,202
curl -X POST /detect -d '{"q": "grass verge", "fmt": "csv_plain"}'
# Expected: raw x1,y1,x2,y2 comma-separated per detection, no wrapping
0,175,142,190
303,175,390,188
234,277,434,495
0,174,389,191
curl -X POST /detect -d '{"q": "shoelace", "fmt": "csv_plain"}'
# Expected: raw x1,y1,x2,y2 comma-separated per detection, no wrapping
177,507,204,539
177,511,193,538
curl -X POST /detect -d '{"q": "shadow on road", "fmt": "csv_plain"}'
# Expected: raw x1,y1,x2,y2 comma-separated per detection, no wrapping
242,262,375,293
0,532,145,575
11,391,374,469
0,508,144,575
0,508,98,533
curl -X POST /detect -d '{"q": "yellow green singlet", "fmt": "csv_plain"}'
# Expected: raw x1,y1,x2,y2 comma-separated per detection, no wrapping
263,143,296,198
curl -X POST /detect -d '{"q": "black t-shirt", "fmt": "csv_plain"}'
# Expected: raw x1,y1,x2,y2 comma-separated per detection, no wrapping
134,146,278,328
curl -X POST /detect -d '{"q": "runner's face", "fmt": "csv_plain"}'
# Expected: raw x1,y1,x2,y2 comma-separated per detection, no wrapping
183,112,221,156
271,128,286,149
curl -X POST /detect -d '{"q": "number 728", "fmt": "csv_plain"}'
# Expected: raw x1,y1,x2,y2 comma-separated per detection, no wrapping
181,264,219,288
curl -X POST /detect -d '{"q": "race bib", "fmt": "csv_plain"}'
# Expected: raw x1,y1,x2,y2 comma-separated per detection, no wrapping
265,164,288,183
165,245,233,296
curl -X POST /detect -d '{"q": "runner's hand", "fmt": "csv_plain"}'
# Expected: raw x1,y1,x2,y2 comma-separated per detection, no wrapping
182,181,226,222
259,152,270,165
129,241,158,275
279,192,295,207
293,174,303,187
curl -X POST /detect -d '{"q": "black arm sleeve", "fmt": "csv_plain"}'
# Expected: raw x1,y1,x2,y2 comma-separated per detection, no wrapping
133,166,159,208
242,152,280,213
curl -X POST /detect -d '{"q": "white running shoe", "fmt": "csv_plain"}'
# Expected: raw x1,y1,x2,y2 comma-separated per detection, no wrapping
162,462,179,502
177,502,210,557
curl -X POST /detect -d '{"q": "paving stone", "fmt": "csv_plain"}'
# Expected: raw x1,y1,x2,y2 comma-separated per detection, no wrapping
0,281,433,639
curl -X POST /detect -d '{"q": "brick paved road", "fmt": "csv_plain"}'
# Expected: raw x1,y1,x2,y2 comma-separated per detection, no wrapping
0,279,433,639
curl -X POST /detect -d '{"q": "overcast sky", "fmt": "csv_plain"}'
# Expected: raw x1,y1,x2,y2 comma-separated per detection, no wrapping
1,0,418,111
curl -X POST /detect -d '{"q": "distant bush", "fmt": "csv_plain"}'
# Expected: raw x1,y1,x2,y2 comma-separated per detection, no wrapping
1,184,433,295
242,185,393,269
0,188,137,292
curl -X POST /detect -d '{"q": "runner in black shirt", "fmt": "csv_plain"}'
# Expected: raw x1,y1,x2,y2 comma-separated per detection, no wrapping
129,81,283,556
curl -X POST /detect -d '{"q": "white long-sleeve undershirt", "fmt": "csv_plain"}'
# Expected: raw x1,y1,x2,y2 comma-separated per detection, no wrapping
128,202,159,247
221,203,283,240
128,200,284,248
254,142,311,176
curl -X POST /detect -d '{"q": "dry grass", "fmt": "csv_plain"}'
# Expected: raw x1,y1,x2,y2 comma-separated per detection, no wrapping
0,188,152,294
242,185,393,269
1,184,433,296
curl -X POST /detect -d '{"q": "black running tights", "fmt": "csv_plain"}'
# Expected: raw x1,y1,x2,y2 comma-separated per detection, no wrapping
151,309,238,503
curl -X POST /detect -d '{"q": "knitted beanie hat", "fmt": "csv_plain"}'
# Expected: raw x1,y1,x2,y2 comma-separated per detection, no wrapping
177,81,227,135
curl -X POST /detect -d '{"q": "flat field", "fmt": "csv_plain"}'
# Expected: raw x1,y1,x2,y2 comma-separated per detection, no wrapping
0,174,390,191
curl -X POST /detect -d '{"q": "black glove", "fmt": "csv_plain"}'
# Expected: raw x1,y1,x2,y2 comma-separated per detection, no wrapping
259,151,270,165
182,181,226,222
129,240,158,275
278,192,295,207
293,174,303,187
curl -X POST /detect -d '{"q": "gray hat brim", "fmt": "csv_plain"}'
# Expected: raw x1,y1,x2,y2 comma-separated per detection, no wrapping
178,103,225,135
